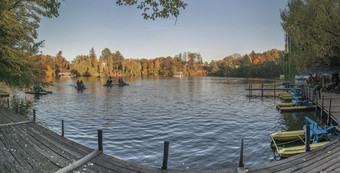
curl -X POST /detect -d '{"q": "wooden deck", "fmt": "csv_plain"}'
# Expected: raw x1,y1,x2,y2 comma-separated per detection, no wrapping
1,104,340,172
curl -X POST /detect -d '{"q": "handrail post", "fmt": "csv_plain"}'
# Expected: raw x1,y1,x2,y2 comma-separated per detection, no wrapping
33,109,36,122
305,125,310,152
274,84,276,98
261,83,264,97
327,99,332,125
98,130,103,152
61,120,64,137
162,141,169,169
321,96,324,118
7,98,9,108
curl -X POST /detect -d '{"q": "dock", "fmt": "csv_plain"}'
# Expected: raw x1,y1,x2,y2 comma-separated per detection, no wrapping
2,100,340,172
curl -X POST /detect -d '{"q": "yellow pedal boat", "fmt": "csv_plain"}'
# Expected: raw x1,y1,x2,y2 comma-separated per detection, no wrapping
278,141,330,158
277,105,315,112
270,130,305,141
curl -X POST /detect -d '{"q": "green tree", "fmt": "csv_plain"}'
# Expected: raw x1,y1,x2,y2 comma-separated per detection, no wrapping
0,0,61,87
98,56,104,73
101,48,111,62
281,0,340,70
116,0,187,20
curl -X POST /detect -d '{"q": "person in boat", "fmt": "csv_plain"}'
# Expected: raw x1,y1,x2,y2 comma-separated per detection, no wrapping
33,84,40,93
118,77,125,85
76,80,80,87
106,77,113,86
79,80,85,89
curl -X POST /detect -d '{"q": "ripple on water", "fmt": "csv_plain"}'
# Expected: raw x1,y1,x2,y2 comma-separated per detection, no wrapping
31,77,309,170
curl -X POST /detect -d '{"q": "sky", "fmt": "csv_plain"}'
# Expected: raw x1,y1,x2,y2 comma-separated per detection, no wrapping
37,0,289,62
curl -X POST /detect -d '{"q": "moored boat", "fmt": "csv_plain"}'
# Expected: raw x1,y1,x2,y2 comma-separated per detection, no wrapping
0,92,10,97
25,91,48,95
270,117,336,158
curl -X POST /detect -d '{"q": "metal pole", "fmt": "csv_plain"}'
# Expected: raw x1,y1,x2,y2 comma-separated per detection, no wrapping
261,83,264,97
274,84,276,98
162,141,170,169
7,98,9,108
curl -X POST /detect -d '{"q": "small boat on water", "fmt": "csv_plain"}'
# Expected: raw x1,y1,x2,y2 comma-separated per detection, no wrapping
75,86,86,90
173,72,183,78
25,91,48,95
0,92,10,97
270,117,336,158
103,84,113,87
277,99,315,112
25,90,52,95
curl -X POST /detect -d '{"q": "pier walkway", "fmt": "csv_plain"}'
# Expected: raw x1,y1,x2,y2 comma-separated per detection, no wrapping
1,104,340,172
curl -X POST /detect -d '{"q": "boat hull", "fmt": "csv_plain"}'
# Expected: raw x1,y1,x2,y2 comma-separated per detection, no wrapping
278,141,330,157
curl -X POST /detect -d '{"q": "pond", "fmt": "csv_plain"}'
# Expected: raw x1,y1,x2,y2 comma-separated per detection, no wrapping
11,76,323,170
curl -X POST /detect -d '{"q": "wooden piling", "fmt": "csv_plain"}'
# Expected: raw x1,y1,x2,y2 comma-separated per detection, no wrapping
248,84,251,96
62,120,64,137
17,104,19,114
7,98,9,108
261,83,264,97
321,96,324,118
98,130,103,152
327,99,332,125
305,125,310,152
162,141,169,170
33,109,36,122
238,138,244,168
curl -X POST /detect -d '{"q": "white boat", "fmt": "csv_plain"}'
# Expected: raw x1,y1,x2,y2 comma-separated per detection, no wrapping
173,72,183,77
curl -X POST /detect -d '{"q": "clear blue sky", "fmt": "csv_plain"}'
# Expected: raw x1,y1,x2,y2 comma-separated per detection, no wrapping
37,0,288,62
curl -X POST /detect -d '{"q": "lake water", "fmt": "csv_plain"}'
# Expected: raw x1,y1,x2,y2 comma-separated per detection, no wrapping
13,76,322,170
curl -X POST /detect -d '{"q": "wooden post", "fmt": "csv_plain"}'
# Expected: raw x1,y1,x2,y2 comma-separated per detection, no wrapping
308,87,310,100
261,83,264,97
321,96,324,118
162,141,170,169
248,84,250,97
238,138,244,168
62,120,64,137
7,98,9,108
305,125,310,152
98,130,103,152
274,84,276,98
315,99,318,113
17,104,19,114
327,99,332,125
33,109,36,122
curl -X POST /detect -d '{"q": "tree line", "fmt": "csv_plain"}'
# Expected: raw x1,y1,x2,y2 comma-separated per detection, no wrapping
36,48,285,78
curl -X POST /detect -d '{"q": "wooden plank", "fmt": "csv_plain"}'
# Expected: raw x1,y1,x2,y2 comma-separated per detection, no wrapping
3,125,59,171
7,124,71,169
55,150,101,173
1,108,92,155
2,126,45,173
275,142,340,173
0,121,32,127
248,141,340,172
0,128,30,172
